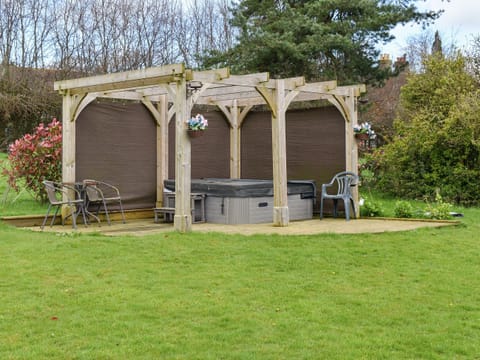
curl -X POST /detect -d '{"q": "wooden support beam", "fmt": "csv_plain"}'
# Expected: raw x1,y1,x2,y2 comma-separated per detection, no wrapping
166,84,177,123
94,90,159,101
264,76,305,90
212,72,269,86
296,80,337,94
156,95,169,208
344,88,359,218
54,63,185,95
62,92,76,185
257,79,301,227
173,75,192,233
329,84,366,97
191,67,230,82
217,101,253,179
255,84,277,117
271,80,290,226
61,91,76,219
327,95,350,122
72,93,96,122
141,98,161,126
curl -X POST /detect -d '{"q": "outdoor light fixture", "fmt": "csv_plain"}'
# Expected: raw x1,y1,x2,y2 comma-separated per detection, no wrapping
186,81,203,96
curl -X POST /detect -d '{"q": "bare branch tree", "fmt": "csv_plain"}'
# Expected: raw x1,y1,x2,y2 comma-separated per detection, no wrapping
0,0,22,68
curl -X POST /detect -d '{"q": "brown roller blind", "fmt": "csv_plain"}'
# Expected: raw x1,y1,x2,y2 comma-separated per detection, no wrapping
76,101,157,210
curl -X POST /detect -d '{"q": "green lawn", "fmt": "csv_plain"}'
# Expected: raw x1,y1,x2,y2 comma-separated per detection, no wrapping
1,152,480,358
1,211,479,359
1,152,47,216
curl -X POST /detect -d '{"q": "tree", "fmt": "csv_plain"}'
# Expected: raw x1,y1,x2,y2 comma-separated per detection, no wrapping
375,53,480,205
1,0,237,149
466,35,480,85
201,0,441,83
403,29,459,73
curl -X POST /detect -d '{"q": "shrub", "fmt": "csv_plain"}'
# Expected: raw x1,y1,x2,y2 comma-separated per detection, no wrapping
2,118,62,202
375,55,480,205
360,196,383,217
425,193,453,220
358,154,378,189
394,200,414,218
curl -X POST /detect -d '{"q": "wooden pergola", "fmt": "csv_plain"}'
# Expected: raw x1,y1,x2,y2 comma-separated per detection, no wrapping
54,63,365,233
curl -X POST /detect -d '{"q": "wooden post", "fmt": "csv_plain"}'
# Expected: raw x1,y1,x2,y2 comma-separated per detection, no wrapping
271,80,289,226
174,75,192,232
157,95,169,207
256,79,300,227
229,100,241,179
217,101,252,179
345,88,359,217
61,91,76,219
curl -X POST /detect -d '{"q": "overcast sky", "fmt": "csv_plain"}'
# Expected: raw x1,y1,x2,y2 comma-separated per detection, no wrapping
380,0,480,58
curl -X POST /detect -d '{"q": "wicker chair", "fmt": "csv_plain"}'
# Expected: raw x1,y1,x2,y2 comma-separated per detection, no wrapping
83,179,126,225
319,171,359,221
41,181,87,229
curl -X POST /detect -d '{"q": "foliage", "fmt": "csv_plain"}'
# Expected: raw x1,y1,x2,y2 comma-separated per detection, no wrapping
360,195,383,217
353,122,372,135
202,0,441,84
0,66,61,150
394,200,414,218
466,34,480,84
358,153,377,188
375,54,480,205
0,153,47,215
2,119,62,202
425,192,453,220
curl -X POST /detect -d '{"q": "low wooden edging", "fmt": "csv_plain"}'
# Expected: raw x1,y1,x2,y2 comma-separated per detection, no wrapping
1,209,154,227
360,216,462,224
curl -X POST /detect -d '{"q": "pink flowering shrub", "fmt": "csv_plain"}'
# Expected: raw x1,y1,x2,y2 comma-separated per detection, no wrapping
2,118,62,202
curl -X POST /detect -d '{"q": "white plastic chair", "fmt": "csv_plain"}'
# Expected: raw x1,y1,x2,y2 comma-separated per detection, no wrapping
319,171,359,221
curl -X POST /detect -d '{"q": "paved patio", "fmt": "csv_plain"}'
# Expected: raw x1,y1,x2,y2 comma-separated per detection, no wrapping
29,217,458,237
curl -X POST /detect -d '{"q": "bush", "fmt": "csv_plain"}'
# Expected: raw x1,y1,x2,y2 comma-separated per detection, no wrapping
394,200,414,218
425,193,453,220
375,55,480,205
360,196,383,217
2,118,62,202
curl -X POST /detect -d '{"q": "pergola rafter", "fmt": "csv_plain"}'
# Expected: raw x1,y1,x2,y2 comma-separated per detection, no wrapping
54,63,365,232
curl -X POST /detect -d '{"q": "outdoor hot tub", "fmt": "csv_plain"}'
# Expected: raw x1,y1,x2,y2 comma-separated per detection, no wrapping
164,178,316,224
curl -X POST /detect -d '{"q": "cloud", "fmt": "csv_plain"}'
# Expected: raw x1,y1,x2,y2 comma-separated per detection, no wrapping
380,0,480,57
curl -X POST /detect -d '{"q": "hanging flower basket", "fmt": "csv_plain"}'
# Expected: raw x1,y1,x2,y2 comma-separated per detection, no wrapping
187,129,204,138
355,132,369,141
186,114,208,139
353,122,375,143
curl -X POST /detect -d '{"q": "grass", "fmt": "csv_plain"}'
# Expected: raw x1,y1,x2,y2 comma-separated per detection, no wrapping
0,152,47,216
1,219,480,359
1,153,480,358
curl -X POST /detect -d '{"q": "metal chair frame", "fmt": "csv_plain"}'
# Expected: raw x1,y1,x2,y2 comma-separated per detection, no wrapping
41,181,87,229
83,179,126,225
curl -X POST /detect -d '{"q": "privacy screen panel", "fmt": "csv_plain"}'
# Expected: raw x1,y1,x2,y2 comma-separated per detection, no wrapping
241,107,346,211
168,109,230,179
76,101,157,210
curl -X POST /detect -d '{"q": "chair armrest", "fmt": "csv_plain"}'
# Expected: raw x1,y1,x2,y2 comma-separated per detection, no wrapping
91,180,121,198
321,182,334,195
